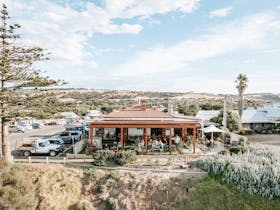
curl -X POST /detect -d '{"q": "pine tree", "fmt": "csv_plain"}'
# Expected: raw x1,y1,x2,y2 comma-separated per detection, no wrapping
0,4,60,163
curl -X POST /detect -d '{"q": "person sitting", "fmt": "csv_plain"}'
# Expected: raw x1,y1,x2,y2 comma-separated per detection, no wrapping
159,140,164,151
162,137,167,144
153,139,159,146
174,135,181,151
113,141,118,151
104,144,109,151
147,139,153,151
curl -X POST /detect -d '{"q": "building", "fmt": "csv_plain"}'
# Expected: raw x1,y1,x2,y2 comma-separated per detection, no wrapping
196,105,280,133
89,100,201,154
59,112,79,123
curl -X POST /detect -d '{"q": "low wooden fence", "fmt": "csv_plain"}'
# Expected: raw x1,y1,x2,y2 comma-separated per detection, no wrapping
13,155,93,164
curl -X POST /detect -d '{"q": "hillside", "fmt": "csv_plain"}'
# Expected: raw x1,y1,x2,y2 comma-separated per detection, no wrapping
1,163,280,210
15,89,280,119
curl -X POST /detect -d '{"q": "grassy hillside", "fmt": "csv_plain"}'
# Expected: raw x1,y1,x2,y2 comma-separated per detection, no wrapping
14,88,278,119
0,162,280,210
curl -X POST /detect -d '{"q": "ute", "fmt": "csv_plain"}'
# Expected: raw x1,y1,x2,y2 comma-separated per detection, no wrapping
17,139,63,157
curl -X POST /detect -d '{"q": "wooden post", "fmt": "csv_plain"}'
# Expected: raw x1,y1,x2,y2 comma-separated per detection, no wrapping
162,128,166,138
121,127,124,151
28,156,31,164
169,128,172,155
89,125,93,151
182,127,186,142
124,128,128,143
193,126,197,154
46,157,49,164
144,128,148,150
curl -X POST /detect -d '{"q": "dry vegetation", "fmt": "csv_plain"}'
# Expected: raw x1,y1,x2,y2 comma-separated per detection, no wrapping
1,160,280,210
0,162,202,210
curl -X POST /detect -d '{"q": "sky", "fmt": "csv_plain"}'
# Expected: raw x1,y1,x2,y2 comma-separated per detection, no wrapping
2,0,280,94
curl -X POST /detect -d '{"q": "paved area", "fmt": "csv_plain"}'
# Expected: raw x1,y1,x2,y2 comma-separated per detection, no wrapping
5,125,64,151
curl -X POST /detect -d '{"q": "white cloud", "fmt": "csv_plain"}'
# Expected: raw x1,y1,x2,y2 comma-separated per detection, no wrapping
114,12,280,77
104,0,199,19
209,7,232,18
243,59,255,64
3,0,199,80
263,48,280,53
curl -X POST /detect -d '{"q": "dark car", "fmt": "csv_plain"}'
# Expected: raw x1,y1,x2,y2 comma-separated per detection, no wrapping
58,132,73,144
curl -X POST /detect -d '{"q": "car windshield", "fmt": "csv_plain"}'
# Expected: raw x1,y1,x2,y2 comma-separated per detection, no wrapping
44,141,50,146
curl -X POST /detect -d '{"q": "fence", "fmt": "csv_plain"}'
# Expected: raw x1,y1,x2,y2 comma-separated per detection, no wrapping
73,139,84,154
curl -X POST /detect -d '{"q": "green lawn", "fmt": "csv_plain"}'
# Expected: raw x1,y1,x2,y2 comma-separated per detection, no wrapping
169,176,280,210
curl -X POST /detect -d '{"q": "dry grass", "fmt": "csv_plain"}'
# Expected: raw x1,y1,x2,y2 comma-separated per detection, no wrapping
27,164,82,210
1,161,279,210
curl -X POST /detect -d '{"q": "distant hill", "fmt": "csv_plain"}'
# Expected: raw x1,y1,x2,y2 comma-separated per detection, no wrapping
16,88,279,119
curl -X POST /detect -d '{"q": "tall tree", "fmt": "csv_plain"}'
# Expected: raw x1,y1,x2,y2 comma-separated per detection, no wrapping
235,74,248,118
0,4,60,163
211,110,242,132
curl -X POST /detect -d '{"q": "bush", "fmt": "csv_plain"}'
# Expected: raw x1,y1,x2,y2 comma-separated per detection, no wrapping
196,144,280,199
92,150,137,166
229,145,247,154
218,150,230,155
92,150,114,166
114,150,136,166
239,129,254,135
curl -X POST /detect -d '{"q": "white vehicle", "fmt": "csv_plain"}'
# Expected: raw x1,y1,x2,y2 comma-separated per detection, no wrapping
17,139,63,157
19,123,33,130
8,125,25,133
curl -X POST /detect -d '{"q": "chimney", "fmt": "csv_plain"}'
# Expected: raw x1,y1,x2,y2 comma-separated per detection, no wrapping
168,103,173,114
140,99,147,111
152,100,157,110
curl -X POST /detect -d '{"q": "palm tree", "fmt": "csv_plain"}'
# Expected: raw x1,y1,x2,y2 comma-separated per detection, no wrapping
235,74,248,118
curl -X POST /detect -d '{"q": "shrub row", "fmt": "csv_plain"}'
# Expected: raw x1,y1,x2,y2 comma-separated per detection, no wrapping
92,150,136,166
196,144,280,199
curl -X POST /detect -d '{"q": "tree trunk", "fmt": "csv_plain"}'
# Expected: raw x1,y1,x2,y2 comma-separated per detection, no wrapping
1,119,12,163
238,93,243,118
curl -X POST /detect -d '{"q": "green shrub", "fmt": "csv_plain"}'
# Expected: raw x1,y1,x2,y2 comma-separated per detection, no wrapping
240,129,254,135
82,168,100,185
229,145,247,154
92,150,137,166
218,150,230,155
92,150,114,166
114,150,136,166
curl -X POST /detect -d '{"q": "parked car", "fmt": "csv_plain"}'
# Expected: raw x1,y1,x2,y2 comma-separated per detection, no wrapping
8,125,25,133
32,123,42,129
65,125,86,136
58,131,82,144
45,121,57,126
46,137,65,150
69,131,82,141
17,139,63,157
57,132,73,144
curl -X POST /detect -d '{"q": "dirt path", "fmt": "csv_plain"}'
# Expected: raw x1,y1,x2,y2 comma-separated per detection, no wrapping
67,163,207,174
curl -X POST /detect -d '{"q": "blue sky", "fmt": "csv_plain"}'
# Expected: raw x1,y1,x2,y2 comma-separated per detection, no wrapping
3,0,280,93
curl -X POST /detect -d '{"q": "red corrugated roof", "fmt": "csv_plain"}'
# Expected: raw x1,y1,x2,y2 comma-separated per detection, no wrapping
105,106,175,118
90,120,200,128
